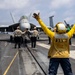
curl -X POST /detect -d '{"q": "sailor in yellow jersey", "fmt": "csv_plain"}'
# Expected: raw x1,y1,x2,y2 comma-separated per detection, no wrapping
33,13,75,75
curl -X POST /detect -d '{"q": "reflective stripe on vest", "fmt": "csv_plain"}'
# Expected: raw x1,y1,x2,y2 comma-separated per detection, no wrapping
54,34,69,52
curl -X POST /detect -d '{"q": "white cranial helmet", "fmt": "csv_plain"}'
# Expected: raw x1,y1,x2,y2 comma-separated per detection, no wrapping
55,22,66,33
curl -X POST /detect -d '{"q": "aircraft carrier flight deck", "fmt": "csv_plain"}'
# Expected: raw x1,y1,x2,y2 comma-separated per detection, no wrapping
0,32,75,75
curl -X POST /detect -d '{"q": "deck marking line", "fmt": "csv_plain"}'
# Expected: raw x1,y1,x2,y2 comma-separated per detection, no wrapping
3,51,18,75
37,42,75,59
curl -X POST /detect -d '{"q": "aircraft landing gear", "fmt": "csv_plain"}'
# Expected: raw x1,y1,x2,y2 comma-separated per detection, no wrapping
10,36,13,42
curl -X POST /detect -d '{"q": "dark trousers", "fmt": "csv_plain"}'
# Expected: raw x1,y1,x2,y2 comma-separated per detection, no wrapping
24,38,27,47
69,38,71,45
31,37,36,48
49,58,73,75
48,36,51,44
14,36,21,48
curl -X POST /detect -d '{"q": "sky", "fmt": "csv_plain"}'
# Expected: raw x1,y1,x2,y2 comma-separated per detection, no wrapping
0,0,75,27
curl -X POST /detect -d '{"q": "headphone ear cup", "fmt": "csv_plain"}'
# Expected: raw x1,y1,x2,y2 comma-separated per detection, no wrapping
56,26,58,32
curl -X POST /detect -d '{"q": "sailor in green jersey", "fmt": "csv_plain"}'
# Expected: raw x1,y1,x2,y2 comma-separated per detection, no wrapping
66,24,71,45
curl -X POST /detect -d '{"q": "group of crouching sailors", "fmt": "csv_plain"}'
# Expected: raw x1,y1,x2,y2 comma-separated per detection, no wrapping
13,26,39,48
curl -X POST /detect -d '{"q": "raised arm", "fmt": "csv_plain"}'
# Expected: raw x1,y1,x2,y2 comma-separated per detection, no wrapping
33,13,54,39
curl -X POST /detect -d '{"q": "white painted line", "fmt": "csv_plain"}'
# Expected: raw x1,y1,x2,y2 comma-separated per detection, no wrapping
37,42,50,49
71,44,75,46
3,56,12,58
70,51,75,59
37,42,75,59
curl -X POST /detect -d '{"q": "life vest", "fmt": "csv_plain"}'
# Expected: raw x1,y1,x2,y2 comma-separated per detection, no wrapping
48,33,70,58
31,30,38,37
14,29,23,37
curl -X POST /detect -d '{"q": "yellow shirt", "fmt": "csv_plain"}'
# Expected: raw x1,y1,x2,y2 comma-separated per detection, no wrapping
37,19,75,58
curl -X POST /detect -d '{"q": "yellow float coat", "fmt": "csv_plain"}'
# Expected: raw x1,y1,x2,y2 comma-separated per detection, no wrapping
37,19,75,58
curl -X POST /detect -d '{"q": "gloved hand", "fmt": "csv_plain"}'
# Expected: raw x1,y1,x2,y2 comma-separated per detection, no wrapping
33,13,40,20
